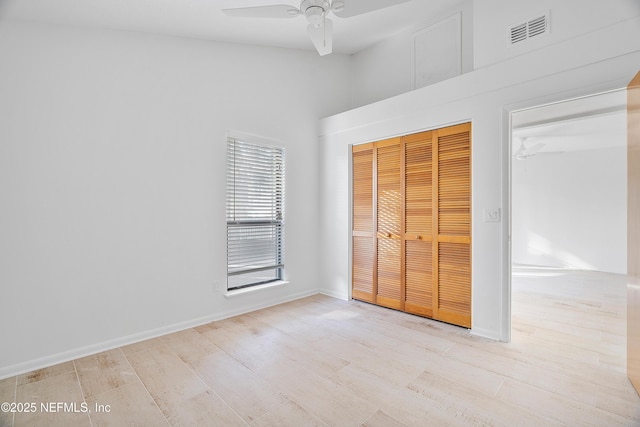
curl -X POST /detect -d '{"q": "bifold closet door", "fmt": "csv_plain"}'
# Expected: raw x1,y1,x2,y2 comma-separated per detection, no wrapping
352,144,375,303
433,123,472,328
375,138,403,309
351,123,471,329
403,131,434,317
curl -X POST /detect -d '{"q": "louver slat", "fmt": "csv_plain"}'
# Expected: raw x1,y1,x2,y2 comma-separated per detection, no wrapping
352,145,374,302
510,23,527,44
437,242,471,327
404,131,433,316
438,131,471,236
376,140,402,309
528,15,547,38
377,142,402,236
353,149,374,232
405,132,433,236
377,238,402,306
353,236,374,299
405,239,432,316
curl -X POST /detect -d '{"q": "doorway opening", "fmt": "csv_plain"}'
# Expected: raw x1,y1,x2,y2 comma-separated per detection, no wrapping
509,89,627,368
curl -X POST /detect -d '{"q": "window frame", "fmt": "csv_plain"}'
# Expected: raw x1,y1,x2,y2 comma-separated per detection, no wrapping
226,133,285,291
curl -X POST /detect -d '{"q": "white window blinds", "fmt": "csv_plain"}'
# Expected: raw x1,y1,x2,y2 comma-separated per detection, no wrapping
226,136,285,290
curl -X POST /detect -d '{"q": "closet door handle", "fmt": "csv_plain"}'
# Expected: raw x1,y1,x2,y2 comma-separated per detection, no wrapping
415,235,421,240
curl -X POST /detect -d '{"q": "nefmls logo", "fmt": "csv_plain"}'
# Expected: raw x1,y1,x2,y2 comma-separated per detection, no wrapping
40,402,89,413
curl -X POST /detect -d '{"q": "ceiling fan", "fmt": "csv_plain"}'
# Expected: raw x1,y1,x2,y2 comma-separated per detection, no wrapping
514,137,546,160
222,0,411,56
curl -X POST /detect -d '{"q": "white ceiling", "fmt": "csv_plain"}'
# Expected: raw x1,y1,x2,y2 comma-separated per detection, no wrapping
1,0,627,153
512,90,627,155
0,0,466,54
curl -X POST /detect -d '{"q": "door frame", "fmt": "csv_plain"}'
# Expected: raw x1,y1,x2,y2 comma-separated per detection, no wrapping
502,87,627,343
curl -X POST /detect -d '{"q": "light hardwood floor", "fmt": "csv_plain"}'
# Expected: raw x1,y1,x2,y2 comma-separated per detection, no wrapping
1,268,638,426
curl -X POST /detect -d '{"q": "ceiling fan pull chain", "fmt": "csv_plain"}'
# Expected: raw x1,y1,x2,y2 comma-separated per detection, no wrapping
323,13,327,47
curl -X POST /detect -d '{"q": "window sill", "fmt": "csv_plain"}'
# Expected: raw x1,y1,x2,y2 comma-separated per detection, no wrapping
224,280,289,298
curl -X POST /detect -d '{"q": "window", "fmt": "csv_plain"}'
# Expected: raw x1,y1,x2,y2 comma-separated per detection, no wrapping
226,135,285,290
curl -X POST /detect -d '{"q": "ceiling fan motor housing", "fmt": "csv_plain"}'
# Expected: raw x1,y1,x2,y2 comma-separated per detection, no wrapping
301,0,330,27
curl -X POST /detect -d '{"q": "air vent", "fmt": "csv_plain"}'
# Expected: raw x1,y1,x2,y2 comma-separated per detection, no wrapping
510,23,527,44
509,12,550,45
528,15,548,37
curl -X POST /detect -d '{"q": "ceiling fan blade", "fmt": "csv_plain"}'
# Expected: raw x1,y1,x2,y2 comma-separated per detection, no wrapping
222,5,300,19
307,19,333,56
514,140,547,160
334,0,410,18
528,142,545,155
514,138,527,157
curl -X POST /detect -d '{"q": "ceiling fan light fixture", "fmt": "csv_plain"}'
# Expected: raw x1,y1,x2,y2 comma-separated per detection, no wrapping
301,0,330,26
306,6,325,26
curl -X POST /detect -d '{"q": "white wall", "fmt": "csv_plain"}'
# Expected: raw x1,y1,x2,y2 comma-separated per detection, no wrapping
2,1,638,379
350,0,473,107
319,6,640,341
350,0,640,107
0,21,352,378
512,146,627,274
474,0,640,69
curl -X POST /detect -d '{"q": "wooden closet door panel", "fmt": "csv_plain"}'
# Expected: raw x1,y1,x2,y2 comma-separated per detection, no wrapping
437,126,471,237
377,141,402,237
353,147,374,233
377,238,402,308
376,139,402,309
405,239,433,316
436,241,471,327
404,131,433,315
434,123,472,328
353,236,374,301
404,131,433,237
351,124,471,328
352,145,375,302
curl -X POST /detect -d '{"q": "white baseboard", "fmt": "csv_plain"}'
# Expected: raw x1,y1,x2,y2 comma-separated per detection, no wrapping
0,288,322,381
470,326,502,342
318,288,349,301
1,289,504,380
0,316,217,381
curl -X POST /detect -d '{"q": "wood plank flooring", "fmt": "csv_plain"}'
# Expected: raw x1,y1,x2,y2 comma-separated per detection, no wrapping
1,268,638,426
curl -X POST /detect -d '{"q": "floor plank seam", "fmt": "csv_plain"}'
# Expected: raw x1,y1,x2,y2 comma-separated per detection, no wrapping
71,360,92,427
121,350,171,426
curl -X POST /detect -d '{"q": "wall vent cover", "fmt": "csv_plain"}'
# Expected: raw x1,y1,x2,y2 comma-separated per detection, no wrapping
509,12,550,45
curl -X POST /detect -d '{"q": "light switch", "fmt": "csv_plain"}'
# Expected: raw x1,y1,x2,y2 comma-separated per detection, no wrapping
483,208,501,223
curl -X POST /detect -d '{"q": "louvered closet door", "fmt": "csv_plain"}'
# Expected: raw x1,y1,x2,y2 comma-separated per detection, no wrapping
351,124,471,329
352,144,375,303
404,131,434,317
376,138,403,310
434,123,472,328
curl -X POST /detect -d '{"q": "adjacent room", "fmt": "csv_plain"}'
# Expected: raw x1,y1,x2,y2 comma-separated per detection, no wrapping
1,0,639,425
511,90,630,379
